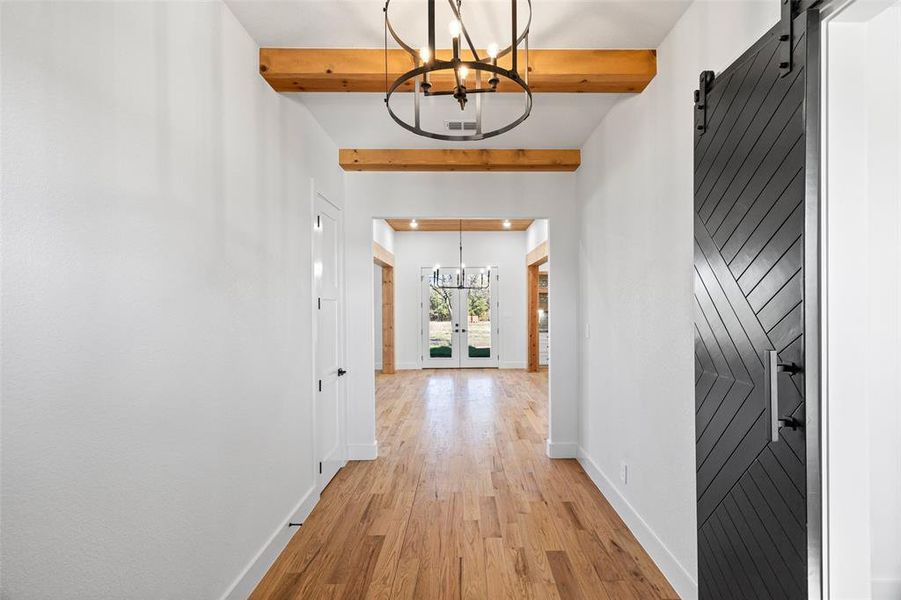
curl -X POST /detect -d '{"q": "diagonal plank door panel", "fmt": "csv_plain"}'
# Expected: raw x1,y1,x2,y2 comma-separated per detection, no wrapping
694,12,810,600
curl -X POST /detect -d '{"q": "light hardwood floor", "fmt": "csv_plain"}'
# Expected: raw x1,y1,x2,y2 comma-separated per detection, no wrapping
251,369,679,599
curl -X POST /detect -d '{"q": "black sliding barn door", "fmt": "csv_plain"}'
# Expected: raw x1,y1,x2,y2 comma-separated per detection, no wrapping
694,10,818,600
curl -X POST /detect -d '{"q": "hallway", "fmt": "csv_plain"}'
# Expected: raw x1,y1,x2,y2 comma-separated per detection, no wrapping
251,370,678,599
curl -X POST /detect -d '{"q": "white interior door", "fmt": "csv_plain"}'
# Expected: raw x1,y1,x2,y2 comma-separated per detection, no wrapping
420,268,499,368
314,193,345,490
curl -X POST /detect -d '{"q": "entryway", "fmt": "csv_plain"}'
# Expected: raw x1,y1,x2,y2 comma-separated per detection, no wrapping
421,267,499,368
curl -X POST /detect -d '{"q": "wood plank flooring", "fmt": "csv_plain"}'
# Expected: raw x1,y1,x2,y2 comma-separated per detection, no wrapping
251,369,679,600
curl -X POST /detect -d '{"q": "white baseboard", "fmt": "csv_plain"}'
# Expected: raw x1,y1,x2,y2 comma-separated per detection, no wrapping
500,361,527,369
346,441,379,460
221,485,319,600
546,440,579,458
396,362,420,371
873,579,901,599
578,447,698,600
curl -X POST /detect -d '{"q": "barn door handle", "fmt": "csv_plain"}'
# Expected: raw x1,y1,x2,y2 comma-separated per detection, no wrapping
765,350,804,442
778,361,802,375
779,416,803,430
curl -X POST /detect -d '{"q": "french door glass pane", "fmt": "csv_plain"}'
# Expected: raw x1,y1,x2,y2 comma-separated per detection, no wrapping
429,284,454,358
466,286,491,358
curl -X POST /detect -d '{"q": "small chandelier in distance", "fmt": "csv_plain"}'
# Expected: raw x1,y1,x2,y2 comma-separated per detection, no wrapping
432,220,490,290
384,0,532,141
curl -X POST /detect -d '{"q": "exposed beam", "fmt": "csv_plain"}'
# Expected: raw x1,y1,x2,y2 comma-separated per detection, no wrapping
373,241,394,268
339,149,580,172
526,241,549,267
386,219,533,232
259,48,656,94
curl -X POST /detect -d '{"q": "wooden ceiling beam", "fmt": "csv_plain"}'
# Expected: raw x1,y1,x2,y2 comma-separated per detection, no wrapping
259,48,656,94
339,149,580,172
373,241,395,267
527,240,549,266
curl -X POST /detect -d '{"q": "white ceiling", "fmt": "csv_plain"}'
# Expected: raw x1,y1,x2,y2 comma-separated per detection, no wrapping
226,0,692,48
226,0,692,148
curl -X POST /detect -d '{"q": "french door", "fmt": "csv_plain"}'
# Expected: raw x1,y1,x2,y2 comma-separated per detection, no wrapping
421,268,499,368
693,8,820,599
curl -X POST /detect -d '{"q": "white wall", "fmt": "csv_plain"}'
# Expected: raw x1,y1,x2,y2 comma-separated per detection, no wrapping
865,11,901,595
575,3,779,598
345,173,580,460
372,218,395,254
393,231,527,369
526,218,549,252
0,2,343,599
826,5,901,599
825,19,872,600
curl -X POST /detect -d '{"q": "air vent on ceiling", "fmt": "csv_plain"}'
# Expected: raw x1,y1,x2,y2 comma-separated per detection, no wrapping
445,120,477,132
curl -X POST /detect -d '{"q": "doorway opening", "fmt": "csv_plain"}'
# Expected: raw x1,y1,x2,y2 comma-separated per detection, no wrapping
823,2,901,596
370,217,551,459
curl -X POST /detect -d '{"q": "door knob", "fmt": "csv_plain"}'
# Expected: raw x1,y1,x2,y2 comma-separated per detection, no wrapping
337,368,347,376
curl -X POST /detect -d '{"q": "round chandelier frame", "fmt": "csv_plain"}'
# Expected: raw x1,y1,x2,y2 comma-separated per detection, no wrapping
383,0,533,142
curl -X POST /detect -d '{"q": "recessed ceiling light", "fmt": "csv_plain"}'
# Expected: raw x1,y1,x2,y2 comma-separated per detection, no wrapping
503,219,512,229
410,219,418,229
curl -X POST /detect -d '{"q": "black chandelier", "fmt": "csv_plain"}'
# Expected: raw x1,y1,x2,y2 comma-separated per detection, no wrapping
384,0,532,141
432,220,490,290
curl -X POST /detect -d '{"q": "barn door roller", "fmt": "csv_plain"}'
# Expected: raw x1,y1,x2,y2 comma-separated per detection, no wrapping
779,0,796,76
694,70,715,135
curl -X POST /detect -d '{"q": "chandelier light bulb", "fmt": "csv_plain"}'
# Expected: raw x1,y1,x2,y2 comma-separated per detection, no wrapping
448,19,462,38
458,66,469,81
487,43,499,59
419,47,431,63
